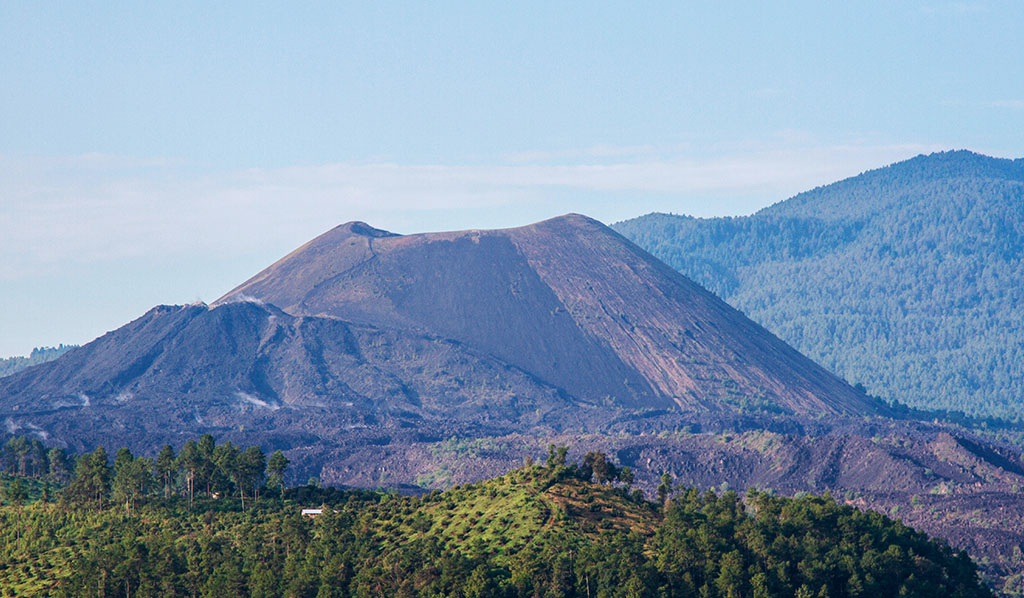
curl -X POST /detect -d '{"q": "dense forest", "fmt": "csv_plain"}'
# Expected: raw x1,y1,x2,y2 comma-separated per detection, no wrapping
0,345,76,378
613,151,1024,419
0,435,993,597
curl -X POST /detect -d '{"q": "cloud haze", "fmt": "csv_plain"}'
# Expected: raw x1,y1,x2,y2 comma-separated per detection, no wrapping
1,140,942,275
0,139,948,356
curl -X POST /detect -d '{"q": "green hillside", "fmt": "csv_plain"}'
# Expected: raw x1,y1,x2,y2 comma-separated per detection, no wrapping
1,453,991,597
613,151,1024,419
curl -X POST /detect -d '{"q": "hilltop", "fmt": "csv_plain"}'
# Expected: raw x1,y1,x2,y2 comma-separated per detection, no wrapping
0,458,992,597
614,151,1024,418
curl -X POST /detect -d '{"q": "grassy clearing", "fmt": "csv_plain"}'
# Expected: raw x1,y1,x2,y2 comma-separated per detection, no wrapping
366,465,656,560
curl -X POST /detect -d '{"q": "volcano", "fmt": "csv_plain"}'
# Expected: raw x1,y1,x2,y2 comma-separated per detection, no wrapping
220,213,879,416
1,214,884,455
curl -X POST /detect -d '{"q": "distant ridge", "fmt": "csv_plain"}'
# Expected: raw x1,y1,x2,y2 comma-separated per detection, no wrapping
0,345,76,378
760,150,1024,220
614,150,1024,417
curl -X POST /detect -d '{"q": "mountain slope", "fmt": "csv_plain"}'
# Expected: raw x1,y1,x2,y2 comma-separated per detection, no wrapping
0,301,576,452
220,214,881,416
613,150,1024,418
1,213,885,455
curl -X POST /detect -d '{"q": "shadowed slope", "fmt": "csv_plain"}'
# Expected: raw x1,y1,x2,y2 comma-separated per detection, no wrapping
0,301,573,452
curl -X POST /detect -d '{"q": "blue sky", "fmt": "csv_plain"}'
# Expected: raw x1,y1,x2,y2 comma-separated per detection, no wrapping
2,1,1023,356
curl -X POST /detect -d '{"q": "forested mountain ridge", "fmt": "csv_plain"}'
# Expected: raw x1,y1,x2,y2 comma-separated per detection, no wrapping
0,346,75,379
613,150,1024,418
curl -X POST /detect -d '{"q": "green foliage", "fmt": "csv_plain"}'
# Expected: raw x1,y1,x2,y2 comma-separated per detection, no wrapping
620,465,635,490
657,472,673,508
2,436,49,478
613,151,1024,419
176,439,202,510
112,448,154,515
1,432,283,517
0,345,76,378
581,450,618,484
546,443,569,468
0,458,992,597
267,450,289,501
66,447,111,507
1,478,28,506
155,444,176,499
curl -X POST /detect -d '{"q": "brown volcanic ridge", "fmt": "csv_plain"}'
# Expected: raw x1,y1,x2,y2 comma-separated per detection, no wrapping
219,213,881,416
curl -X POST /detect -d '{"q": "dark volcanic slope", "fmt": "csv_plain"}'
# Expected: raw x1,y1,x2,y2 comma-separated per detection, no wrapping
220,214,881,416
0,302,572,452
613,151,1024,418
0,213,885,456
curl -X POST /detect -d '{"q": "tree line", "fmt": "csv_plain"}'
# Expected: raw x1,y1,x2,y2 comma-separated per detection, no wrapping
0,345,76,378
2,433,289,513
0,444,994,597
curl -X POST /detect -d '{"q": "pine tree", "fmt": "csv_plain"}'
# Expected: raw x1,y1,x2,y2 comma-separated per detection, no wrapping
657,472,673,509
90,446,112,505
2,478,29,547
619,466,635,491
114,447,136,513
237,446,266,508
156,444,176,499
47,446,69,481
176,440,201,511
29,438,48,477
4,436,30,476
67,446,112,507
267,450,290,503
197,434,216,497
2,477,28,506
113,448,153,514
214,441,240,505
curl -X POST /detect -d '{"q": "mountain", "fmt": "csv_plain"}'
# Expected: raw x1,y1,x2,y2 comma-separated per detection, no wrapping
219,214,880,416
0,214,882,456
613,151,1024,419
0,301,577,452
